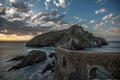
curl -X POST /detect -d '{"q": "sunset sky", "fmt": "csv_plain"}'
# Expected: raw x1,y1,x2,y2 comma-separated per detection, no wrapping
0,0,120,41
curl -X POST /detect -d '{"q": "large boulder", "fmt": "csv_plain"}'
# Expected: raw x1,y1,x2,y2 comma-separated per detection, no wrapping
26,25,108,50
94,37,109,47
49,53,55,58
41,63,55,74
8,50,47,71
7,55,25,61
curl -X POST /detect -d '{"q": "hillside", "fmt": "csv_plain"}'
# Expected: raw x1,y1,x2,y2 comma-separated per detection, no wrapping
26,25,108,50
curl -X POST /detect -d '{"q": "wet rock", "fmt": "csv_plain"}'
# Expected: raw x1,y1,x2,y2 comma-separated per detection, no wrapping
41,63,55,74
8,50,47,71
7,55,25,61
94,37,108,47
49,53,55,58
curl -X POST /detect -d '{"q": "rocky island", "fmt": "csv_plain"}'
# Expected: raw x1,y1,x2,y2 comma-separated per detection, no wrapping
26,25,108,49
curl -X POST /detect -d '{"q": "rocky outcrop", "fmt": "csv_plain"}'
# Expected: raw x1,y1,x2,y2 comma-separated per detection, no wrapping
26,25,108,50
49,53,55,58
8,50,47,71
41,63,55,74
26,29,70,47
7,55,25,61
94,37,108,47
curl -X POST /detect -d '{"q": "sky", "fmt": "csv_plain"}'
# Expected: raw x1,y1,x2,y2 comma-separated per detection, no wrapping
0,0,120,41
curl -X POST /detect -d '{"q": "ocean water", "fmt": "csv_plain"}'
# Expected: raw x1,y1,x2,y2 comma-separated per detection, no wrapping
0,41,55,80
0,41,120,80
85,41,120,52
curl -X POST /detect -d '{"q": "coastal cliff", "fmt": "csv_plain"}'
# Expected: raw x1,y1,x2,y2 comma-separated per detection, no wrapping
26,25,108,49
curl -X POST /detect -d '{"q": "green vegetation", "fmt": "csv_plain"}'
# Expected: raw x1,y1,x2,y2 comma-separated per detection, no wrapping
26,25,108,49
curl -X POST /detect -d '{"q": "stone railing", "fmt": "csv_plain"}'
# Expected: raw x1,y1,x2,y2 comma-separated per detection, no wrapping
54,47,120,80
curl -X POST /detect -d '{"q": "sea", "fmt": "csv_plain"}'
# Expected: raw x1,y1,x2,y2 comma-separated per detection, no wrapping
0,41,120,80
0,41,55,80
85,41,120,52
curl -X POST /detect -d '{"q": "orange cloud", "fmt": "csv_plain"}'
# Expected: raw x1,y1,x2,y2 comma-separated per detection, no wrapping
109,27,120,32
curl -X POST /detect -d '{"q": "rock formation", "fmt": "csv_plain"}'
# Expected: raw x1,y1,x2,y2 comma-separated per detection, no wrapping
8,50,47,71
49,53,55,58
7,55,25,61
26,25,108,50
41,63,55,74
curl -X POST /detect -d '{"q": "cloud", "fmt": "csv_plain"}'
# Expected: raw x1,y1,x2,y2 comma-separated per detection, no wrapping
11,2,29,12
0,16,8,23
9,0,16,3
73,16,79,20
0,19,52,35
31,8,58,22
31,13,65,27
6,7,19,18
111,27,120,32
82,24,88,29
76,18,84,24
73,15,85,24
97,0,103,3
110,15,120,25
46,0,51,3
50,8,58,15
0,7,5,15
45,0,51,10
0,0,69,37
94,22,104,29
96,0,106,5
78,19,82,22
4,1,33,21
0,18,67,35
44,2,48,10
112,15,120,20
102,13,113,20
106,27,120,39
27,3,33,7
53,0,66,8
0,2,2,6
95,8,106,14
90,20,95,23
0,7,68,36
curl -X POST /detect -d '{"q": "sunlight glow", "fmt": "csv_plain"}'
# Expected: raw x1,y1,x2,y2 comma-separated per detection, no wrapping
0,34,33,41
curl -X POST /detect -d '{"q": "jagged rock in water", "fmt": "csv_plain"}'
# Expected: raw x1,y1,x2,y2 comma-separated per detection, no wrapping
94,37,108,47
49,53,55,58
26,25,108,50
8,50,47,71
41,63,55,74
7,55,25,61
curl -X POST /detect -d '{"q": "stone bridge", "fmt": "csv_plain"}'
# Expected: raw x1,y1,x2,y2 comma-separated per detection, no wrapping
54,47,120,80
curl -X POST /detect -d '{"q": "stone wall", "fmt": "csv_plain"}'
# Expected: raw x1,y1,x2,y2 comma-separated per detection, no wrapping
54,47,120,80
